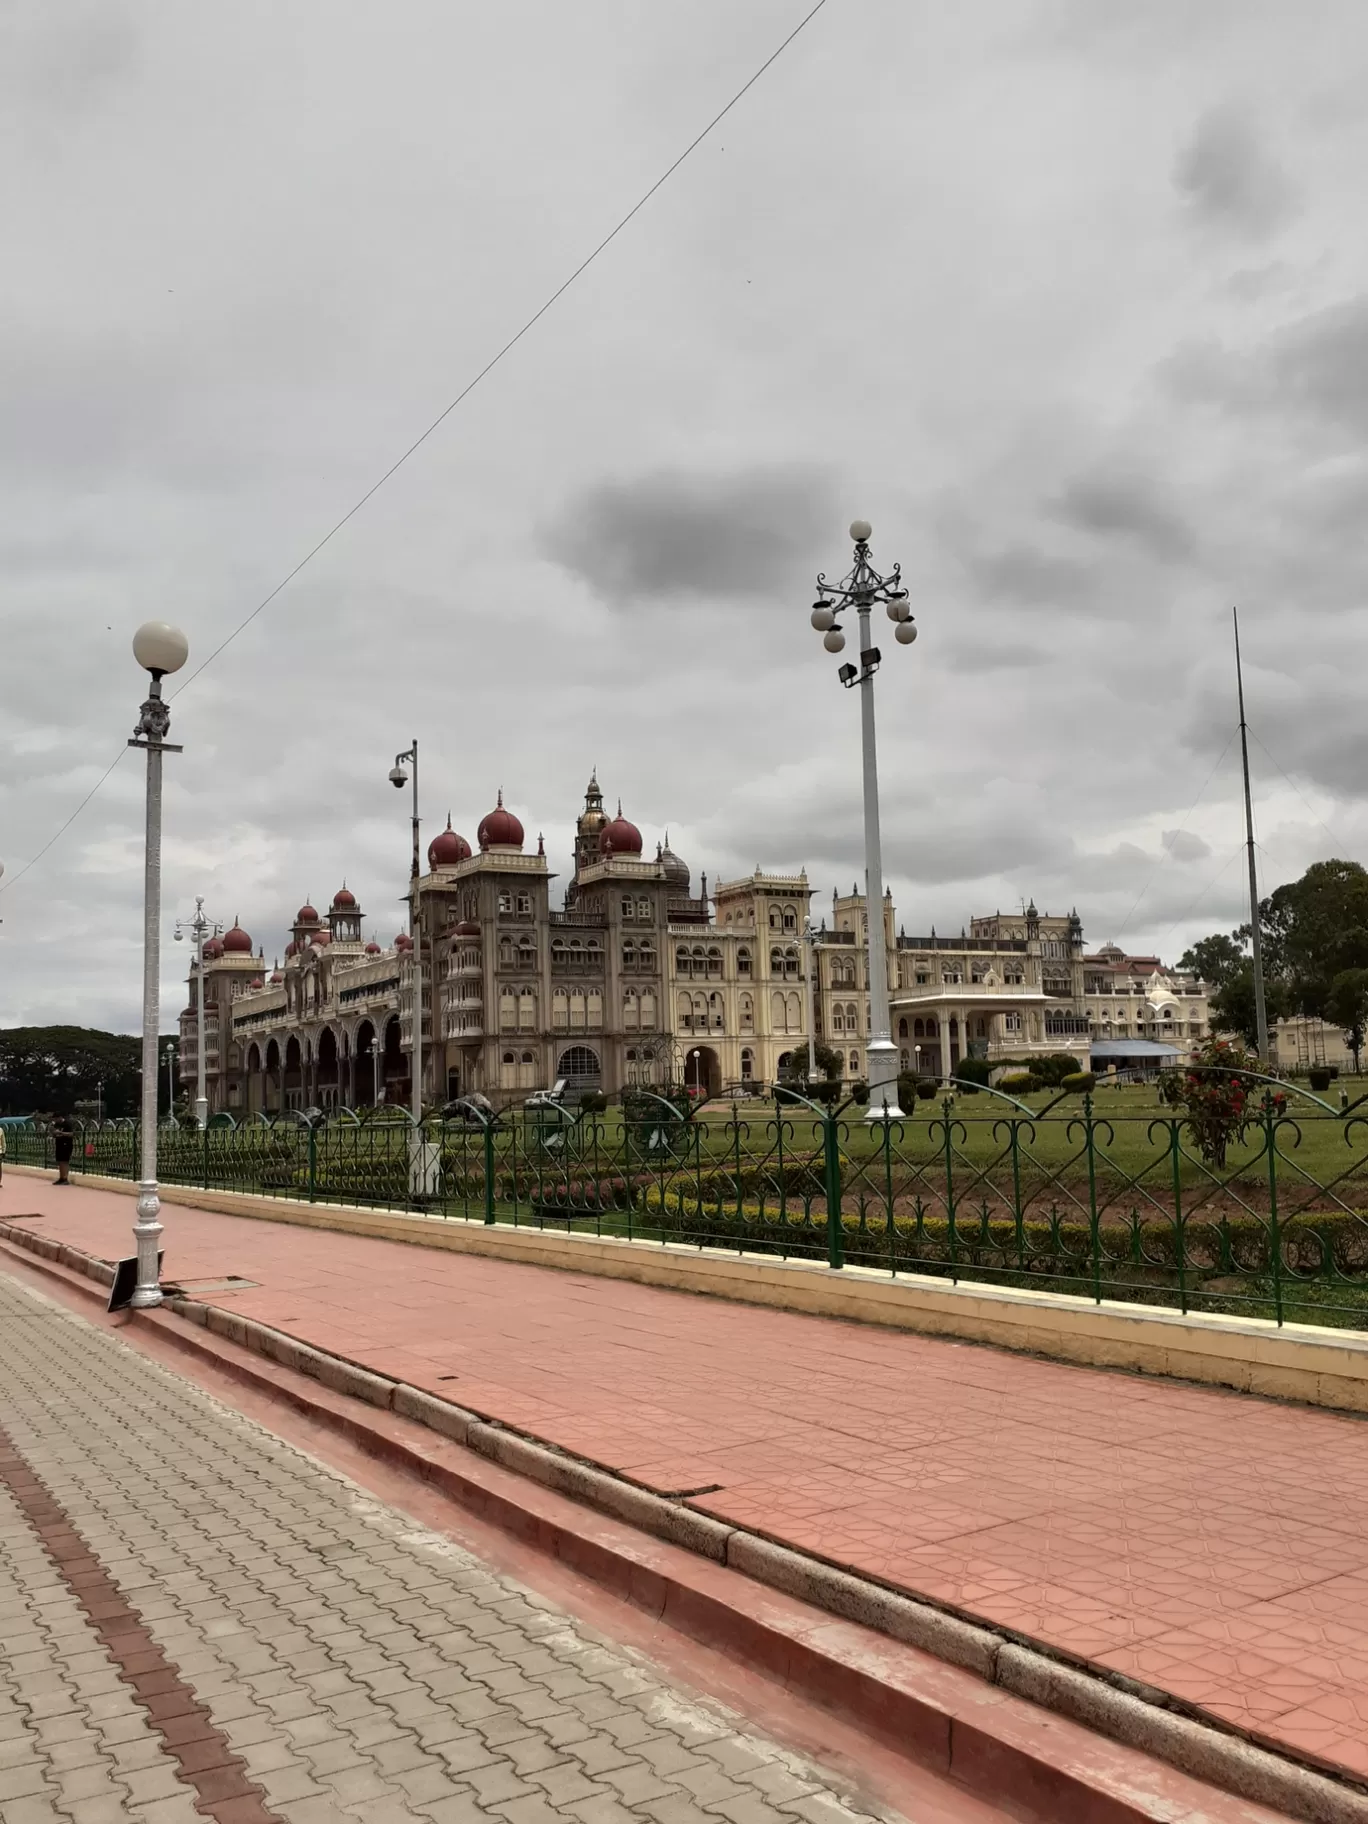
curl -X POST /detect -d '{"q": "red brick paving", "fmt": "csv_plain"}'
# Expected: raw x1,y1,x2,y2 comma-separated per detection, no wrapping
10,1175,1368,1782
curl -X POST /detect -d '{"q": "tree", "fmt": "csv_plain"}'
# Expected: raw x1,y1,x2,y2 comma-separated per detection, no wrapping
0,1027,179,1119
1177,933,1245,988
783,1042,842,1085
1186,860,1368,1043
1253,859,1368,1017
1209,965,1288,1050
1325,969,1368,1074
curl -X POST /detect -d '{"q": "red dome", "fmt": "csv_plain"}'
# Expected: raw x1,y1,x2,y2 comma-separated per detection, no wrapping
477,790,524,851
202,936,224,960
331,886,357,910
249,976,264,989
296,903,319,924
395,932,413,951
284,940,297,959
600,803,643,857
364,941,381,955
454,920,481,938
428,818,472,868
269,969,284,983
222,920,253,954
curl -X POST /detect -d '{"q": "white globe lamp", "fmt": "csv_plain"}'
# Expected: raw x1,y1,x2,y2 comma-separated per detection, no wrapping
132,622,189,677
849,519,872,543
823,628,846,653
895,620,918,644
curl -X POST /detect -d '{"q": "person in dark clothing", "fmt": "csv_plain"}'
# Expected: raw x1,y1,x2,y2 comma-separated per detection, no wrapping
52,1114,74,1186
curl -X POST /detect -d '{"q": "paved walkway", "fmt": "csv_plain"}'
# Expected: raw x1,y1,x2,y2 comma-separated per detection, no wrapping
7,1178,1368,1782
0,1267,977,1824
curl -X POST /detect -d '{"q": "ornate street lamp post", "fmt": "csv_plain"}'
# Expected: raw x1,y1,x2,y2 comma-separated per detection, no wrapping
130,620,189,1307
809,520,916,1119
388,741,423,1121
803,916,819,1085
174,897,221,1128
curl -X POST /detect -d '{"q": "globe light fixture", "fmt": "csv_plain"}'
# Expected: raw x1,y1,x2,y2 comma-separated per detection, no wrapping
805,520,920,1121
128,622,190,1307
132,621,189,677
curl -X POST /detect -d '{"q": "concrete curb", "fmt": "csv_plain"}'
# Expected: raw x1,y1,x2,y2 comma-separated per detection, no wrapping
3,1218,1366,1824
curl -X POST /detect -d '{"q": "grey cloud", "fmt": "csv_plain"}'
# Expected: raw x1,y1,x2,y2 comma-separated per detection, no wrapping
1165,296,1368,439
1162,828,1212,862
954,540,1097,608
0,4,138,115
940,638,1048,675
540,466,836,606
1053,469,1197,563
1174,105,1298,238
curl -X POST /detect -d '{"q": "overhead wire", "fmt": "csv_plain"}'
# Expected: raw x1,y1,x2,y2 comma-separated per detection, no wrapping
0,0,830,898
1111,725,1237,943
1247,726,1353,855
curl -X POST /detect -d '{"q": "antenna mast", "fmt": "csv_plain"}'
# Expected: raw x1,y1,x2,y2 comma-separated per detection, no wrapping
1234,607,1270,1064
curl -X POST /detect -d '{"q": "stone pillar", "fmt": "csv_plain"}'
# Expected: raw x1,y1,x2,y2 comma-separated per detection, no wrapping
939,1011,952,1080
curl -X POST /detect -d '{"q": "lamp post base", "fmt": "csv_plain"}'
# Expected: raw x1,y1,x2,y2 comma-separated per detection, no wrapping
194,1096,208,1130
131,1181,164,1308
863,1039,903,1121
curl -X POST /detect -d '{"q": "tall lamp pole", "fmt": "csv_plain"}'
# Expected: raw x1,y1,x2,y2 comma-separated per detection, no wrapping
809,520,917,1119
802,916,819,1085
174,897,221,1128
389,741,423,1120
163,1045,177,1122
1233,609,1270,1067
129,620,189,1309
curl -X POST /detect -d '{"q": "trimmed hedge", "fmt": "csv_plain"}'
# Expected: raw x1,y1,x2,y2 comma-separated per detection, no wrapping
640,1185,1368,1278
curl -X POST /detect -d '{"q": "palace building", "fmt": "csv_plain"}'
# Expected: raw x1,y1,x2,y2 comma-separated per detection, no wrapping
813,896,1209,1080
180,775,817,1115
178,775,1212,1116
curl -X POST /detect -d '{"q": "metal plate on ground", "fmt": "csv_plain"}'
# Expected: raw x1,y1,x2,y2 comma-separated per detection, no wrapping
172,1276,259,1295
108,1252,164,1313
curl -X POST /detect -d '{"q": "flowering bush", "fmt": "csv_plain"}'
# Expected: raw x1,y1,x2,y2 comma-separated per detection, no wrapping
1159,1037,1285,1168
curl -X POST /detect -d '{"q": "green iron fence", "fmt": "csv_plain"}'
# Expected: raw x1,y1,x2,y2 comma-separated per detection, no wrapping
9,1075,1368,1327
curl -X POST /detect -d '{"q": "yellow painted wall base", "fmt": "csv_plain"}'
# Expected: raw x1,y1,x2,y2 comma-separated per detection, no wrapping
12,1164,1368,1415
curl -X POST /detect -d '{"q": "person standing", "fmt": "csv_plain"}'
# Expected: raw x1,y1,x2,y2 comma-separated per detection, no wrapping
52,1112,74,1186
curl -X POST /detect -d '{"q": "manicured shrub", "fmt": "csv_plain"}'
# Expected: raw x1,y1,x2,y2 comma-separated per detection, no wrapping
997,1072,1037,1094
915,1078,937,1101
1061,1072,1096,1094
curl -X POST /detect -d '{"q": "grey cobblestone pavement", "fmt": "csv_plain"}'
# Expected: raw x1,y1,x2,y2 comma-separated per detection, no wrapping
0,1274,907,1824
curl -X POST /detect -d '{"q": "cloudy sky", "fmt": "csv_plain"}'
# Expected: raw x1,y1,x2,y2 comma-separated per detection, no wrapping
4,0,1368,1030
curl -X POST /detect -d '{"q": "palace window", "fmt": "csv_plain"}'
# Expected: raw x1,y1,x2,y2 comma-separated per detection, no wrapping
849,1051,860,1075
737,946,751,977
498,892,512,914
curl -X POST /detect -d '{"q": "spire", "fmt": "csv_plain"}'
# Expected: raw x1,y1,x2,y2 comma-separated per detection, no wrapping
537,832,545,856
496,788,504,807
